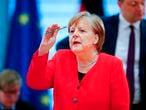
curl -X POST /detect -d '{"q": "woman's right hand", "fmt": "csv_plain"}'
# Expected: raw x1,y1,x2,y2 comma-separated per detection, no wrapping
38,24,60,56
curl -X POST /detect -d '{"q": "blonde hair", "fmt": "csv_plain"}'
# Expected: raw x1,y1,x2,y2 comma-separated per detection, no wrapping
68,11,105,52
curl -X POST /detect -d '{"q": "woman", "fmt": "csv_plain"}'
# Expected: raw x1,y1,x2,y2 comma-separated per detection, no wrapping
26,11,129,110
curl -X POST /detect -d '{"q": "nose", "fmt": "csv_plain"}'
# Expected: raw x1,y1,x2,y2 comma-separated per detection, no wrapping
71,29,80,38
72,34,78,38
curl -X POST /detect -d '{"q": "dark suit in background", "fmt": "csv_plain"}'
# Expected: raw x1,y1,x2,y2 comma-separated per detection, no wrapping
102,14,146,110
15,100,35,110
0,100,35,110
101,2,146,109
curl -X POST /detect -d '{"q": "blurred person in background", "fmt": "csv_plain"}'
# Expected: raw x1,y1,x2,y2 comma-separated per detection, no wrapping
0,69,35,110
102,0,146,110
26,11,129,110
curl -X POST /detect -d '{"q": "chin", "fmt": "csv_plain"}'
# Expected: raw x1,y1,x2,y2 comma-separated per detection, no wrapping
71,47,82,53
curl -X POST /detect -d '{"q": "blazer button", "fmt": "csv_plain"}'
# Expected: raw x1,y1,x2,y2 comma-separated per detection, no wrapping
76,86,80,90
73,97,78,103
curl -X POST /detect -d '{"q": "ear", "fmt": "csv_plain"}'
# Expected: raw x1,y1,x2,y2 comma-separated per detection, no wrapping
93,34,99,44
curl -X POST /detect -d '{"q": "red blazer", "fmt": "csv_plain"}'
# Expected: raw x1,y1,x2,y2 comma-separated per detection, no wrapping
26,49,130,110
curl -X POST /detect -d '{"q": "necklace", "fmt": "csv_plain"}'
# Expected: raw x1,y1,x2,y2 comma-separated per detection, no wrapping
78,52,98,68
78,60,96,68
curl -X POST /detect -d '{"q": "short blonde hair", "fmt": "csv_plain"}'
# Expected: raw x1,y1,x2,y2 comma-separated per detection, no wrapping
68,11,105,52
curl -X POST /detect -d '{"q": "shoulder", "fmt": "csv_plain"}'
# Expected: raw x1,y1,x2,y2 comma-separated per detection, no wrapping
99,52,123,65
100,14,119,33
52,49,76,64
55,49,75,58
101,14,119,23
141,19,146,23
141,19,146,28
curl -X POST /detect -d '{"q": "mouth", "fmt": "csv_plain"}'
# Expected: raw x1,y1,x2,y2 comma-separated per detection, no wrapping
73,41,81,45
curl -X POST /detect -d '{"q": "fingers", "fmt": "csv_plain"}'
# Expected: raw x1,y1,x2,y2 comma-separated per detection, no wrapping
42,24,60,43
38,24,60,56
51,24,60,38
45,24,60,37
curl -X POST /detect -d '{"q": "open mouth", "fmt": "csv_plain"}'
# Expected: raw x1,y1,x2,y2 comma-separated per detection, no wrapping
73,41,81,45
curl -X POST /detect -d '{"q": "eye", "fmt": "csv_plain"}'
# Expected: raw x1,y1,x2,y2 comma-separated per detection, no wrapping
69,29,74,33
79,29,85,33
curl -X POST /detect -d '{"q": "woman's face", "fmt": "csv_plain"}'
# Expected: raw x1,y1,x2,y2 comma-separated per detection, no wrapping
69,17,99,54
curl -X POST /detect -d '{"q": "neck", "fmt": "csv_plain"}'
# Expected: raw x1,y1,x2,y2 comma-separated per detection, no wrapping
78,60,97,68
77,51,98,68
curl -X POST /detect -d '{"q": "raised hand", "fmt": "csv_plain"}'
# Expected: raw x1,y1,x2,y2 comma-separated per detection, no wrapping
39,24,60,56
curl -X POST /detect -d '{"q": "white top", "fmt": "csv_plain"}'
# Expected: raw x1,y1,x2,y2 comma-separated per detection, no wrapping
115,14,141,104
